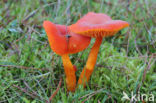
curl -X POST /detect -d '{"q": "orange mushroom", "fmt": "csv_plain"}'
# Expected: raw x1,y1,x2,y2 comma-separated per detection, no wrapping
70,12,129,87
43,21,91,91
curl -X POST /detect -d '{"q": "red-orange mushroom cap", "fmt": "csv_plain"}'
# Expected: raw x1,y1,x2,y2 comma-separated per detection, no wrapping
69,12,129,37
43,20,91,92
69,12,129,87
43,21,91,56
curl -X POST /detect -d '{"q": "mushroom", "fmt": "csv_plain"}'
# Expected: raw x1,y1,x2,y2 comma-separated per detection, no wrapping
69,12,129,87
43,21,91,91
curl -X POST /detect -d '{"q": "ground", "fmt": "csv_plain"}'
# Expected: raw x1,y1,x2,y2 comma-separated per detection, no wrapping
0,0,156,103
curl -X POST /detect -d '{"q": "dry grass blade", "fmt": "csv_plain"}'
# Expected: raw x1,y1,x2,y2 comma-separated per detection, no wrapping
0,64,49,71
47,78,62,103
13,84,38,99
79,89,104,100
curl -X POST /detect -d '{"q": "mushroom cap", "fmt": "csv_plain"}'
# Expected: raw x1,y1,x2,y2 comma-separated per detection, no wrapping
69,12,129,38
43,21,91,55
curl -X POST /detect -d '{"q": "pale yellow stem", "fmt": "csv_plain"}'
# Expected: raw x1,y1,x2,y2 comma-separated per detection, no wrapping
78,37,102,87
61,54,76,92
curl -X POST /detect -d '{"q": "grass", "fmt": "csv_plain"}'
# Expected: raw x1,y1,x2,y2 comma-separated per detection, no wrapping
0,0,156,103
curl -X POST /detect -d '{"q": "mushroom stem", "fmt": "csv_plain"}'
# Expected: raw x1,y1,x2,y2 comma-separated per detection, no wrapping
61,54,76,92
78,37,102,87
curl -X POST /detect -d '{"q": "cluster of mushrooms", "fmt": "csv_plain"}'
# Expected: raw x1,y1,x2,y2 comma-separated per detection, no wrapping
43,12,129,92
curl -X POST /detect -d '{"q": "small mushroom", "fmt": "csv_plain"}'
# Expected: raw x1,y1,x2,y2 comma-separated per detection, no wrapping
70,12,129,87
43,21,91,91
